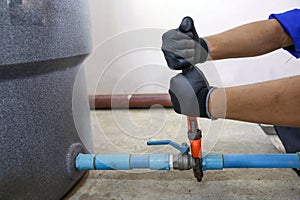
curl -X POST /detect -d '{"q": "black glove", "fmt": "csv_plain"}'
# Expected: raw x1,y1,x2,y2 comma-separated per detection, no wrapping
168,66,212,118
162,16,209,70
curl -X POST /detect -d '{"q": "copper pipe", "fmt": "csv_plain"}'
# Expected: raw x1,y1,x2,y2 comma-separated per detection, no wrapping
89,93,173,109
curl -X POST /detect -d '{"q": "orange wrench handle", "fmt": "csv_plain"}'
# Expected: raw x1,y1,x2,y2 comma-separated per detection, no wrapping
187,116,202,159
190,139,202,159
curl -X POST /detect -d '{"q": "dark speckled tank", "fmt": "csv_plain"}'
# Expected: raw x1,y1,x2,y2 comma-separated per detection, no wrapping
0,1,93,199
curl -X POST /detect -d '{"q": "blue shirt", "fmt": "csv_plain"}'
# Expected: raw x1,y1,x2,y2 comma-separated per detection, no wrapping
269,9,300,58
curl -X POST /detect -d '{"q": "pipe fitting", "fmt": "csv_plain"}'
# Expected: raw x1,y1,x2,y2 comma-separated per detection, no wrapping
173,153,193,170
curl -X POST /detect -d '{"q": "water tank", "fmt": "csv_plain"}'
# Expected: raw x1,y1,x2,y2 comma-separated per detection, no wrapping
0,1,93,199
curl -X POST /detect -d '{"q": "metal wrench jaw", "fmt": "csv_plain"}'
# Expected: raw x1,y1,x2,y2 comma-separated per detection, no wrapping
193,158,203,182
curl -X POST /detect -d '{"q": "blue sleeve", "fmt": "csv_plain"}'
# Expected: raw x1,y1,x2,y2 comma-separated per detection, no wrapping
269,9,300,58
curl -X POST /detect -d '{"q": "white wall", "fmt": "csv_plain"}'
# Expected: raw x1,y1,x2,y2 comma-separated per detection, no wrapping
85,0,300,95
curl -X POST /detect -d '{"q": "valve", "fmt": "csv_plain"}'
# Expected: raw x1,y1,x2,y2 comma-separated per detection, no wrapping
147,117,204,181
147,140,193,171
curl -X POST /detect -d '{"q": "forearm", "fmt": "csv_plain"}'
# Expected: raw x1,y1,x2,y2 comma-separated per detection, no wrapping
204,19,293,60
209,75,300,127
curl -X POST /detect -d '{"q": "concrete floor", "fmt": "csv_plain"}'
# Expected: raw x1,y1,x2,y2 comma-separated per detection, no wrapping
65,109,300,200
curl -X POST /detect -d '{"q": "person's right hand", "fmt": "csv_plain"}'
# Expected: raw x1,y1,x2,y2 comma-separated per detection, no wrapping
161,16,209,70
168,66,212,118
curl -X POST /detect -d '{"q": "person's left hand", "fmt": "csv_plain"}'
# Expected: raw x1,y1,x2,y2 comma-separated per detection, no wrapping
161,16,209,70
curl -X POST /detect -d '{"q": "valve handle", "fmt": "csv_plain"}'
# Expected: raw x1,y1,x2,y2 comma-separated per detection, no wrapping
147,140,190,154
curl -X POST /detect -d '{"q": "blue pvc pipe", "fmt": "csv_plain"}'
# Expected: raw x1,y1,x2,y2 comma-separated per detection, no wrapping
76,153,170,171
223,154,300,169
76,153,300,171
202,153,300,171
131,155,149,168
76,154,95,170
95,154,130,170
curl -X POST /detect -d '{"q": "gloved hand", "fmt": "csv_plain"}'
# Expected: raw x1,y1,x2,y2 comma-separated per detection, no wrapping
168,66,214,118
161,16,209,70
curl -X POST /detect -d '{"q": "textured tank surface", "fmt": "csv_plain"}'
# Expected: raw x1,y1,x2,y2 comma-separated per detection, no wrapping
0,1,93,199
